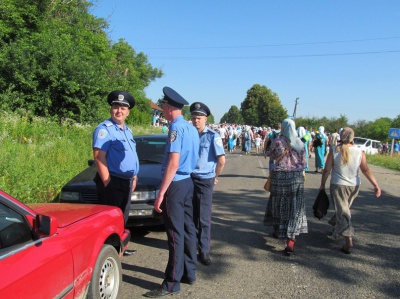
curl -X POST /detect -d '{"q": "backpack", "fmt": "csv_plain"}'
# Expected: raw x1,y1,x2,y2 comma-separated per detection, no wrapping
313,137,322,147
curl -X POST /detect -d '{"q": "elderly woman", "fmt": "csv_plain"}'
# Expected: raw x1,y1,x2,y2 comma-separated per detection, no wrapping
320,127,381,254
243,126,253,154
264,118,307,255
297,126,310,171
314,126,327,172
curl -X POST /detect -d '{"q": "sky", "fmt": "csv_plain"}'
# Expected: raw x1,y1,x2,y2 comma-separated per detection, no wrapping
89,0,400,124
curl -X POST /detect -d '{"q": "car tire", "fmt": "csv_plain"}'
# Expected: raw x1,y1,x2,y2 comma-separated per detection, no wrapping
88,244,122,299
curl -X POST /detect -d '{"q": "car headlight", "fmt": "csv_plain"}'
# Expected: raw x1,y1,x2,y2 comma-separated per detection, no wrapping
131,190,157,201
59,191,80,201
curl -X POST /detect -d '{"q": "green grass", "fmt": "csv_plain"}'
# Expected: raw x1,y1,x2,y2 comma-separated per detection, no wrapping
367,152,400,172
0,111,162,203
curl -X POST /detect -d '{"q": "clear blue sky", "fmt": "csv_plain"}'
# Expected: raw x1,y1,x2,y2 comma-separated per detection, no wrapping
90,0,400,124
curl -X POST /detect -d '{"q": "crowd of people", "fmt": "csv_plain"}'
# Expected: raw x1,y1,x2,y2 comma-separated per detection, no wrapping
94,89,382,297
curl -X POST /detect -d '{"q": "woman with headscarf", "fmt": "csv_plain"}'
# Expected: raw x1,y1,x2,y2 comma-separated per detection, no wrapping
320,127,381,254
297,126,311,171
264,118,307,255
227,126,234,152
314,126,327,172
243,126,253,154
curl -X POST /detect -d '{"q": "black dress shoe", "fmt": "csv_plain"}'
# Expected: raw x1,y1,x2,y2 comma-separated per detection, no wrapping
144,287,179,298
123,249,136,256
180,277,196,285
199,252,211,265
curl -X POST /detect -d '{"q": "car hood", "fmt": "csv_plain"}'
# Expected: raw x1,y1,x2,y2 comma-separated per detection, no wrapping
62,162,162,192
28,203,116,228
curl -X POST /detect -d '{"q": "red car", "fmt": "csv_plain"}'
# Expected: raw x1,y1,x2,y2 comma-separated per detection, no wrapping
0,190,130,299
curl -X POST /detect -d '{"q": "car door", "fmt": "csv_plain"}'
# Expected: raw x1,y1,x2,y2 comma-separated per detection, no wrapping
0,201,75,298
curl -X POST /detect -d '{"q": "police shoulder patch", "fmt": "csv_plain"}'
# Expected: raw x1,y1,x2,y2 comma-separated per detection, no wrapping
169,130,178,143
215,136,223,147
98,129,108,139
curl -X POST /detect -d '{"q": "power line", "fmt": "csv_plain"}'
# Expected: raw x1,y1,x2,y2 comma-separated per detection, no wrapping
149,49,400,60
139,36,400,50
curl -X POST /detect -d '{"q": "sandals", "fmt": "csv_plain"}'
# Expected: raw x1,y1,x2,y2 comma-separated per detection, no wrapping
284,239,295,255
340,245,353,254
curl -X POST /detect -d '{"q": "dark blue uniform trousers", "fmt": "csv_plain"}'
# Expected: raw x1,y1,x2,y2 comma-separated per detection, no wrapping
94,173,132,226
192,177,214,254
161,178,197,292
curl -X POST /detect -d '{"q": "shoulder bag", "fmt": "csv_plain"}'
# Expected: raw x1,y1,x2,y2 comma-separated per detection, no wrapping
263,147,290,191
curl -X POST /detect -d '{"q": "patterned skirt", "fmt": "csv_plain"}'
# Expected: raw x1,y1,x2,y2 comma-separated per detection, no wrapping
264,171,308,239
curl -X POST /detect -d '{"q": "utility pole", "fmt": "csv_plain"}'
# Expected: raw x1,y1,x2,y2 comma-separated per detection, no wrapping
293,97,299,119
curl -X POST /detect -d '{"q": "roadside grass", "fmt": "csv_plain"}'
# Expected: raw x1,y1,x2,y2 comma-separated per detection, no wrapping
367,152,400,172
0,111,162,203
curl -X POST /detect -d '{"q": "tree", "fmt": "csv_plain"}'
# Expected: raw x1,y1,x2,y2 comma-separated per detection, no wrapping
240,84,287,126
0,0,163,125
207,114,215,124
392,114,400,129
220,105,243,124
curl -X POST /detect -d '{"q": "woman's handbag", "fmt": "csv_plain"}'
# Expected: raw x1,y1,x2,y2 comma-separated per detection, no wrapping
263,146,290,192
263,176,271,191
312,189,330,219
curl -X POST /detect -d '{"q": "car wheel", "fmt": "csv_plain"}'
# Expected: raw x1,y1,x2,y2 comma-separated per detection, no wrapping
88,244,122,299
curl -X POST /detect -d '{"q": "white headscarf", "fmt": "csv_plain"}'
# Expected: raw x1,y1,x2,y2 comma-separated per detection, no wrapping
297,126,306,138
281,118,304,153
319,126,325,135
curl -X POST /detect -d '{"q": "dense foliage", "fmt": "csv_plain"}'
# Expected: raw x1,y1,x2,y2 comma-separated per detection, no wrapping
0,0,162,125
241,84,288,127
220,105,243,124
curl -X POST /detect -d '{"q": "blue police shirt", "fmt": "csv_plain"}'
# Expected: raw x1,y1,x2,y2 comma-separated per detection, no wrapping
92,118,139,179
162,115,199,181
192,127,225,179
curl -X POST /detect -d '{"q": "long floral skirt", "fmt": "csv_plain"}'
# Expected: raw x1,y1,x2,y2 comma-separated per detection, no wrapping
264,171,308,239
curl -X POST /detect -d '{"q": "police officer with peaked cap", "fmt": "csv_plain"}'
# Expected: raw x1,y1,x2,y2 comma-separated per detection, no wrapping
145,87,200,298
92,90,138,256
190,102,225,266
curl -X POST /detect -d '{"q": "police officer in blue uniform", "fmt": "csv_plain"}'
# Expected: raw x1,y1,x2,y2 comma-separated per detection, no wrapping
93,90,138,256
190,102,225,265
145,87,200,298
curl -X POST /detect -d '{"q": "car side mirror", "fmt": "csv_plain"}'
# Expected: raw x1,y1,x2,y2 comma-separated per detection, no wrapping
35,214,58,237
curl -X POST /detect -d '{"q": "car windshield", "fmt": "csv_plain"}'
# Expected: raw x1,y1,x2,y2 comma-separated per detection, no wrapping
353,137,367,145
135,137,166,164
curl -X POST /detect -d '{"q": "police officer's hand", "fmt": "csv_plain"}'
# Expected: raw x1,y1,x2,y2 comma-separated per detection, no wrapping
131,176,137,191
154,194,164,213
103,177,111,187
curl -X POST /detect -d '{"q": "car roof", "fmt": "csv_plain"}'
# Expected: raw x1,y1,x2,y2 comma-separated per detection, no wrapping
134,134,167,139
